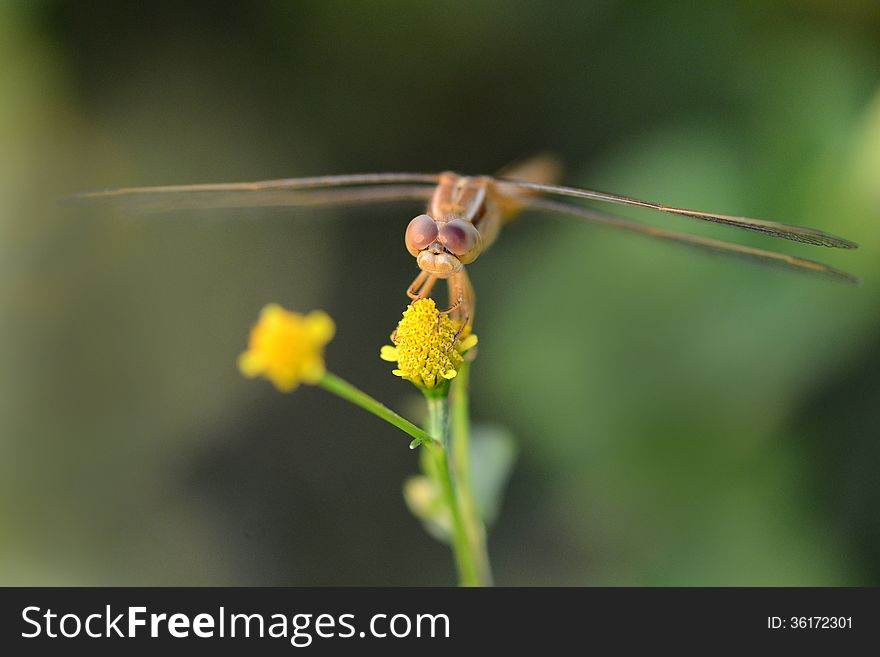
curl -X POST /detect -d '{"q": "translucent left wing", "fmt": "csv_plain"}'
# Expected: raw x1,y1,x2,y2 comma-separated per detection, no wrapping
71,173,440,213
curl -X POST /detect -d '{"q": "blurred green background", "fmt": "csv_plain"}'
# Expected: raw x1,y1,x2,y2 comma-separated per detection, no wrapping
3,1,879,585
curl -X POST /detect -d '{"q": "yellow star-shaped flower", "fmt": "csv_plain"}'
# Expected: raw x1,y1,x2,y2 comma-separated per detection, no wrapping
238,304,335,392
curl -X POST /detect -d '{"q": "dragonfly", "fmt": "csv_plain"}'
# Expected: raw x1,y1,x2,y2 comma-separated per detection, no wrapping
75,155,859,327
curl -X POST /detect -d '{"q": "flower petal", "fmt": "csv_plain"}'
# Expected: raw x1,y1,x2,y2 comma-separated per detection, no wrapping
237,352,263,378
379,345,399,361
305,310,336,343
459,334,478,351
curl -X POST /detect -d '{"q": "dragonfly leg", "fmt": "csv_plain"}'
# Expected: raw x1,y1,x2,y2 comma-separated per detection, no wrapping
438,296,462,314
436,296,465,334
446,311,470,351
407,270,428,299
407,270,438,300
440,270,474,330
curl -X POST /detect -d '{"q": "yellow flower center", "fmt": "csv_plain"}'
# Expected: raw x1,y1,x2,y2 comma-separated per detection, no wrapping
380,298,478,389
238,304,335,392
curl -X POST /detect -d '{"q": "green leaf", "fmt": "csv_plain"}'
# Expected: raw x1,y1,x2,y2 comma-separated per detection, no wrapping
469,424,517,528
402,475,451,543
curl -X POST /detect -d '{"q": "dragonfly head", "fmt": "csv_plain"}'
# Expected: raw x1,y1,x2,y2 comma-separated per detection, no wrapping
405,214,481,279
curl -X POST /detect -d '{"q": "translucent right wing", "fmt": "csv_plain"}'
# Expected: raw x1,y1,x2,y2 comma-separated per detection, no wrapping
521,196,860,284
499,179,858,250
70,173,440,213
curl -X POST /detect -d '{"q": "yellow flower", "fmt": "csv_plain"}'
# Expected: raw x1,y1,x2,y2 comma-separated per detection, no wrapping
238,304,335,392
380,298,478,390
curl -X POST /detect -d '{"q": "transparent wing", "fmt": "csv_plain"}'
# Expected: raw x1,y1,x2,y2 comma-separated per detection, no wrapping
498,179,858,249
71,173,440,212
521,196,859,284
71,179,434,213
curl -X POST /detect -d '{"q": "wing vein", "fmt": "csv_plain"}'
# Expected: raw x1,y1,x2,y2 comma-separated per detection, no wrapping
499,179,858,249
521,196,859,284
74,172,441,199
69,183,436,213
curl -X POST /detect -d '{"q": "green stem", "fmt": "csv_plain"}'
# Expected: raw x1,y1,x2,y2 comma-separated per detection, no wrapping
425,394,480,587
450,362,493,585
319,372,436,448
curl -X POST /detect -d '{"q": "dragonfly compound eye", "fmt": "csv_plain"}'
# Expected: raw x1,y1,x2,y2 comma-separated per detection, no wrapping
439,219,481,264
405,214,440,256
